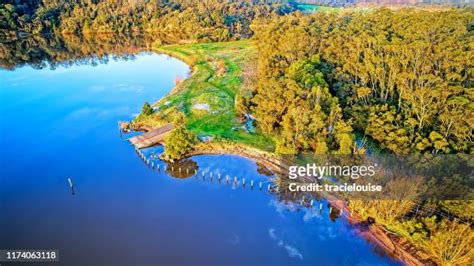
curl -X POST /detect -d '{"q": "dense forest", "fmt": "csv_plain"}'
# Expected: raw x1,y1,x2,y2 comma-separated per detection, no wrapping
0,0,294,41
246,8,473,264
294,0,473,7
247,9,473,155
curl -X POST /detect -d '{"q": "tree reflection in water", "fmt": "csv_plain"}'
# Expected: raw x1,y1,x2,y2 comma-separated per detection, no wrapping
165,159,198,179
0,33,169,70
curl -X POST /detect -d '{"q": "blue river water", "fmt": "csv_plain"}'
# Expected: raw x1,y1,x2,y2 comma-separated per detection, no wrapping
0,51,401,266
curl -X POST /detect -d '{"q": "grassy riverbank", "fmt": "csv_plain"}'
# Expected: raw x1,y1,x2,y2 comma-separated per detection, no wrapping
133,40,274,151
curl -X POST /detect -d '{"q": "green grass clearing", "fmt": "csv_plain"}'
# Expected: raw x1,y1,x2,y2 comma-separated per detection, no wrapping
133,40,274,152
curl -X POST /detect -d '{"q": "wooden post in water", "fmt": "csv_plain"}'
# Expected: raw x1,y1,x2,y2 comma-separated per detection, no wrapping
250,180,254,189
117,121,123,139
242,178,246,187
310,199,314,208
319,203,323,211
67,177,75,195
267,184,271,191
259,182,262,190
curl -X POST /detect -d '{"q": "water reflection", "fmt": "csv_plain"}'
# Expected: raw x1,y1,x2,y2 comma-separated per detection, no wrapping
137,145,345,222
0,33,162,70
269,228,304,260
165,159,198,179
256,161,273,176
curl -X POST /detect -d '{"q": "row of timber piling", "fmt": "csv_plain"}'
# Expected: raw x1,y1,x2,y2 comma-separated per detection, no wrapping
132,145,346,219
132,144,463,227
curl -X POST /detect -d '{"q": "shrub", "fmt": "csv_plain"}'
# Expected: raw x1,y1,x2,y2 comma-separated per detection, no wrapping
163,127,197,161
142,102,153,116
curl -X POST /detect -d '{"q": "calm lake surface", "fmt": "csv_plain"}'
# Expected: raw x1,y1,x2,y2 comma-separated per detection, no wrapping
0,37,401,266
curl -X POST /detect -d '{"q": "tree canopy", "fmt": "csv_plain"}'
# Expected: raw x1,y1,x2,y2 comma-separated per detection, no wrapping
1,0,295,41
249,8,473,155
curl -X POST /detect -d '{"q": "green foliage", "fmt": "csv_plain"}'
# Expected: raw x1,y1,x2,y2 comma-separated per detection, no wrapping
438,200,474,221
390,217,474,266
172,111,186,127
429,132,450,154
314,139,329,154
142,102,153,116
2,0,295,41
252,35,355,154
252,9,473,154
163,126,197,161
365,104,410,155
334,128,353,155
